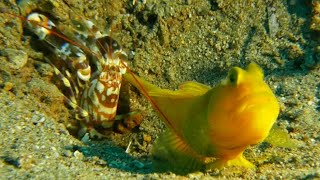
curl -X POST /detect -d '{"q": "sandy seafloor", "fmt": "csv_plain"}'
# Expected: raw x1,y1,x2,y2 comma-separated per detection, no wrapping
0,0,319,179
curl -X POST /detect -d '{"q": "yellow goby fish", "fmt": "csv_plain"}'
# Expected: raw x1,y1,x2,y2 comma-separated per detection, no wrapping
124,63,280,174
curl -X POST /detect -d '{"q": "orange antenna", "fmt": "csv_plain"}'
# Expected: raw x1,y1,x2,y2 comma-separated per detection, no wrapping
121,63,174,130
108,18,114,56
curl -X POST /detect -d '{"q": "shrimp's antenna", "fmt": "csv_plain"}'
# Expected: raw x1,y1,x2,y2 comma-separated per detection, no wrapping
121,63,174,130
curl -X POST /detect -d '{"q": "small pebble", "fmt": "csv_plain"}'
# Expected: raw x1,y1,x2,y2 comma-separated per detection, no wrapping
2,48,28,69
31,115,45,125
3,82,13,91
81,133,90,143
132,160,144,169
19,155,36,170
143,134,152,143
62,150,72,157
73,150,84,160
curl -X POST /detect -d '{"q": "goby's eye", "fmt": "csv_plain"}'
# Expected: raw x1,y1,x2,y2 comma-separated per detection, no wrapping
228,69,238,85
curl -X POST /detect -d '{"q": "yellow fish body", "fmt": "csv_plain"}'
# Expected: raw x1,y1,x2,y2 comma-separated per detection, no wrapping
124,63,280,174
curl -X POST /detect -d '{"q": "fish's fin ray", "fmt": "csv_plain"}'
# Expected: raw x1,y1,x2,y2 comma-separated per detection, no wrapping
124,73,210,98
246,62,263,79
206,153,254,170
124,72,209,131
264,124,302,148
152,129,204,175
123,72,160,96
178,81,211,96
